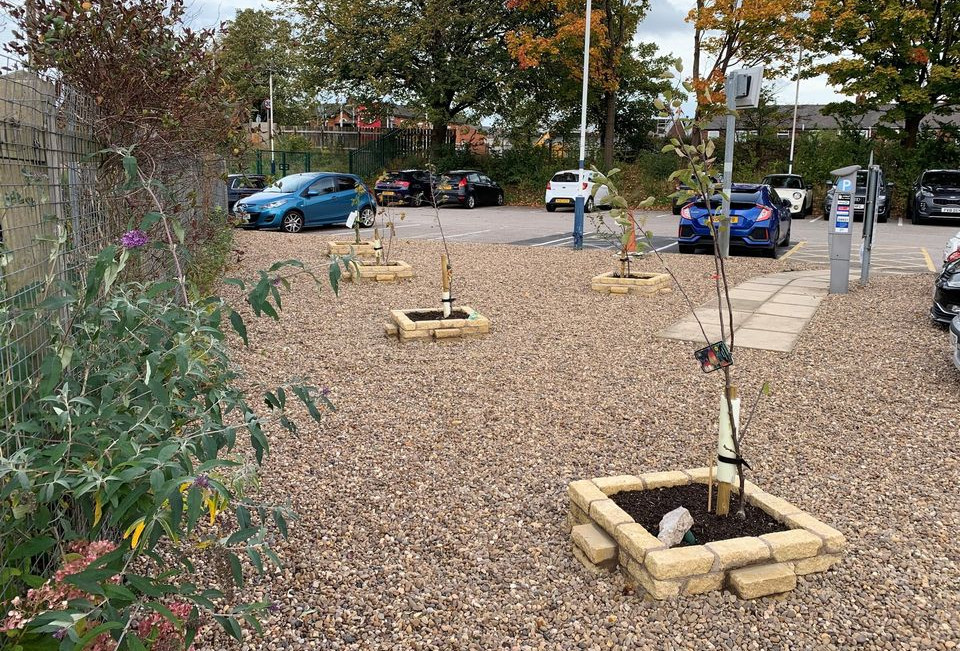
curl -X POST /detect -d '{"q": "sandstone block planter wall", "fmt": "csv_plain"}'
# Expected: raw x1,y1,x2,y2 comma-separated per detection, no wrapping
591,272,671,295
384,306,490,342
344,260,413,282
567,469,845,600
327,240,377,258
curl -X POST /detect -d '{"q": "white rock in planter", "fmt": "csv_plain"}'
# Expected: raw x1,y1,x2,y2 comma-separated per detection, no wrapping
657,506,693,548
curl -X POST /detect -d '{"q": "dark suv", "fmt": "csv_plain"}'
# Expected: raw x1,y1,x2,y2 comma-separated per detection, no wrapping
374,169,437,206
227,173,267,213
907,169,960,225
823,169,891,223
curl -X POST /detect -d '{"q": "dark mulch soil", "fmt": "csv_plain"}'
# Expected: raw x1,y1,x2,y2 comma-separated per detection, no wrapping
406,309,471,322
611,483,788,545
611,272,657,279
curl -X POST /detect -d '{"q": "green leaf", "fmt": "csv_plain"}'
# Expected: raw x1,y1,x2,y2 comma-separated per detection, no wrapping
171,219,186,245
762,381,771,396
6,536,55,561
226,552,244,588
123,155,139,188
214,615,243,642
247,548,264,574
329,261,342,296
229,310,248,346
273,509,289,538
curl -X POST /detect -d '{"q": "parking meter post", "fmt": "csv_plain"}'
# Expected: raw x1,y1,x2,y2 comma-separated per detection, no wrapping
860,165,879,286
720,76,737,260
573,193,585,250
828,164,860,294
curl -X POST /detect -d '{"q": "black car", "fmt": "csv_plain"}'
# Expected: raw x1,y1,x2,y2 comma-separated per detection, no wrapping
822,169,891,223
374,169,437,207
437,170,504,209
907,169,960,225
227,173,267,213
672,175,720,215
932,258,960,324
950,315,960,371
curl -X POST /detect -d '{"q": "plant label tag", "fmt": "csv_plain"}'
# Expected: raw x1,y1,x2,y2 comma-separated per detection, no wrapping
346,211,358,228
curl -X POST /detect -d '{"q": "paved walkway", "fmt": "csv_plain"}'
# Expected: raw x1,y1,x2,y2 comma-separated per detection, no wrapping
658,270,830,352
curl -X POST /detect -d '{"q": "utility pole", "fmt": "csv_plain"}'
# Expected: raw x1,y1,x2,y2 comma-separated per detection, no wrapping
572,0,593,251
268,66,275,175
787,48,802,174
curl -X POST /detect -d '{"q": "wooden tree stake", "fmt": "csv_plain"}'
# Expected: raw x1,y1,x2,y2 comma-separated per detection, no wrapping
441,253,451,318
715,482,731,516
707,458,715,513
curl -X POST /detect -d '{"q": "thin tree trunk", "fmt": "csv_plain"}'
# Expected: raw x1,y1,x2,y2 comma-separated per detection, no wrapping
603,90,616,169
903,111,922,149
431,118,449,155
690,0,704,145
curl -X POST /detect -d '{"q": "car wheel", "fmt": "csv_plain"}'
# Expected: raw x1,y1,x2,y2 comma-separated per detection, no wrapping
766,228,779,257
678,244,695,254
877,210,888,223
411,192,423,207
585,197,595,213
465,195,475,209
359,205,376,228
281,210,304,234
782,224,791,246
546,204,556,213
672,202,681,216
496,192,504,206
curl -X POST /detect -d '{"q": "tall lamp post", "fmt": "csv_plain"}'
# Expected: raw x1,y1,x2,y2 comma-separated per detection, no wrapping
268,65,275,174
572,0,593,250
787,47,802,174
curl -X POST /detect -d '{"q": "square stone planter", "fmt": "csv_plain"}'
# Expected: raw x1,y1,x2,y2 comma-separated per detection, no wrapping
568,469,845,600
327,240,377,258
384,306,490,342
344,260,413,282
591,271,671,295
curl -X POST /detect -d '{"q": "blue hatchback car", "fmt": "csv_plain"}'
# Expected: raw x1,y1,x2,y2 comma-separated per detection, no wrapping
677,183,792,257
234,172,377,233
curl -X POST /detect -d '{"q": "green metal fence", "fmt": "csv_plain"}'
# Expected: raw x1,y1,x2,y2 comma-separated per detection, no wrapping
349,128,455,178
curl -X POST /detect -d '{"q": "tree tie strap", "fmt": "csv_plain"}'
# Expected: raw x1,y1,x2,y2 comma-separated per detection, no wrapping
718,454,751,470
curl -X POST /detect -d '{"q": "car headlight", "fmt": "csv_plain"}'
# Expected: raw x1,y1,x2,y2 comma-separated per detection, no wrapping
921,189,933,197
263,200,287,210
792,192,802,200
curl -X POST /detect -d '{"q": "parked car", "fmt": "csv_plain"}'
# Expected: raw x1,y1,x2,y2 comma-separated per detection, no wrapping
932,257,960,324
234,172,376,233
437,170,504,208
950,315,960,371
906,169,960,225
374,169,437,207
761,173,813,217
227,173,266,213
544,169,609,213
822,169,891,222
672,175,721,215
677,183,792,257
944,230,960,263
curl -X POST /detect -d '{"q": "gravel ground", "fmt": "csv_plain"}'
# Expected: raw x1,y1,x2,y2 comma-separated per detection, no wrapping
198,230,960,650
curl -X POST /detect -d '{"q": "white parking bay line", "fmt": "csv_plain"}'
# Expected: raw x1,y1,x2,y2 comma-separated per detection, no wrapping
810,216,822,223
425,229,493,241
654,241,678,252
531,235,574,247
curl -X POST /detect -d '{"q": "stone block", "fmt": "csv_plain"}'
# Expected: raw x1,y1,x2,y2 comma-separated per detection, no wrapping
572,544,616,575
398,328,430,340
634,565,682,600
391,310,415,331
572,523,617,565
747,491,803,520
705,536,771,571
384,322,398,337
782,513,847,553
793,553,841,576
592,475,644,496
589,499,633,534
614,523,664,561
645,546,716,580
375,274,396,282
728,562,797,599
567,503,591,532
568,480,607,513
639,470,690,489
609,286,629,295
434,328,462,339
683,572,725,595
760,529,822,562
684,467,713,484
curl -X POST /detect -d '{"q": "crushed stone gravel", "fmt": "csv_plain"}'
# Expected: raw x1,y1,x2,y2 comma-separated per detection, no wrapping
196,230,960,650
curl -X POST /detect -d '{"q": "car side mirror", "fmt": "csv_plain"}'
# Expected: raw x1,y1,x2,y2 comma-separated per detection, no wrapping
305,190,319,197
782,199,792,208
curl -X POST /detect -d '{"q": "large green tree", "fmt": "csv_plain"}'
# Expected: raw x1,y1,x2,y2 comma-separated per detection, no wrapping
218,9,310,125
292,0,521,151
806,0,960,148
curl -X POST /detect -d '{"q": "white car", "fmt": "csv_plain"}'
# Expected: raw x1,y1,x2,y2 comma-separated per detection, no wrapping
944,230,960,263
544,169,609,213
761,174,813,218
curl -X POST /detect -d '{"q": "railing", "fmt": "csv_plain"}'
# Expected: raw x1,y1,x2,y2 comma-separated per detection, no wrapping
349,128,455,178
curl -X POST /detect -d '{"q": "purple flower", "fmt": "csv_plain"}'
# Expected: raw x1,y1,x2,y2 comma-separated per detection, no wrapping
321,387,331,397
120,229,148,249
53,628,67,640
193,474,211,489
267,602,280,614
271,277,283,287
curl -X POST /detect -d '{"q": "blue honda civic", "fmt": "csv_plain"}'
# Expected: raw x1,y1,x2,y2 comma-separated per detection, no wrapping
677,183,792,257
234,172,377,233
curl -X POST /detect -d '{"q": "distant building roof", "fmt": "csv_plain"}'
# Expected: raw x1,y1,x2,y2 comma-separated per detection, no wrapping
704,104,960,131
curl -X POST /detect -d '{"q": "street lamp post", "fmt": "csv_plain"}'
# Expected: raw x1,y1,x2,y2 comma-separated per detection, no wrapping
268,66,275,175
787,47,802,174
572,0,592,250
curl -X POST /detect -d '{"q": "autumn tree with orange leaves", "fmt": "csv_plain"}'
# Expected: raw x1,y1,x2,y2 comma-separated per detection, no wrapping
804,0,960,149
507,0,670,167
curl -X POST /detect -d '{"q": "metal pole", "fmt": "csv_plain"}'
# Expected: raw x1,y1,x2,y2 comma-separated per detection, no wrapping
268,67,275,169
719,74,736,259
828,164,860,294
572,0,592,251
860,152,878,285
787,48,802,174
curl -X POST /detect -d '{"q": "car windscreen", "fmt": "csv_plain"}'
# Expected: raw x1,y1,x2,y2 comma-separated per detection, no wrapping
763,176,802,189
923,171,960,188
552,172,579,183
263,175,311,194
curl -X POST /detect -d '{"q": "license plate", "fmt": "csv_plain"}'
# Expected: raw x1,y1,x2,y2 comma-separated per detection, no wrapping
708,216,738,224
943,207,960,214
441,184,452,190
555,198,572,204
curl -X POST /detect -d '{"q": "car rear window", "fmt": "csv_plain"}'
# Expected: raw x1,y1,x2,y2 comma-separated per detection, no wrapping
552,172,579,183
698,191,760,208
444,173,465,183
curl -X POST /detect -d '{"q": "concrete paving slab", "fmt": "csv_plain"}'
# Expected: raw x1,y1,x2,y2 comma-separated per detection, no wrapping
740,313,808,334
658,320,725,344
693,308,750,325
779,285,828,297
769,293,822,307
735,282,786,293
727,288,778,301
755,302,819,319
748,276,793,285
734,328,799,352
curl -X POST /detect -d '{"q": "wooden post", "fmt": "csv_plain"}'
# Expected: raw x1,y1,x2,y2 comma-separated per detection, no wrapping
441,253,451,318
707,458,715,513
